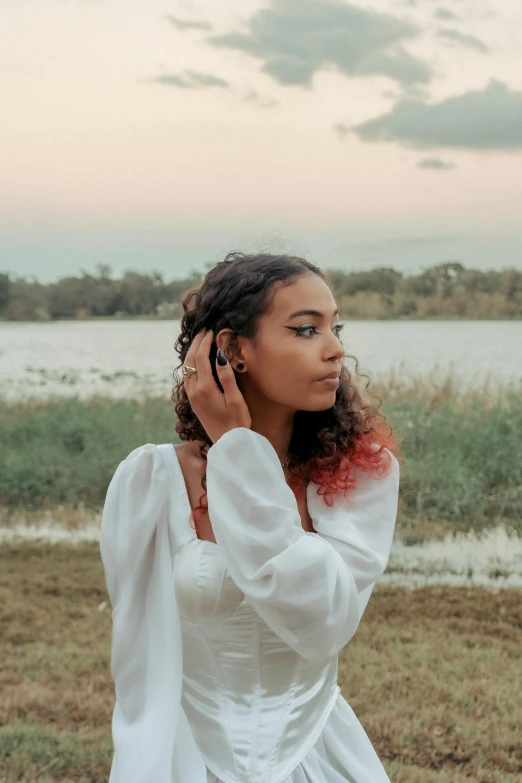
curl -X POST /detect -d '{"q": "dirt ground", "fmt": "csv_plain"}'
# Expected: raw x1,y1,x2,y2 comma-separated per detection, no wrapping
1,541,521,782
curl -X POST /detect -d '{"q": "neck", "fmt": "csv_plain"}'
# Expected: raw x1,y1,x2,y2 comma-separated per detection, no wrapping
250,412,294,463
240,386,295,463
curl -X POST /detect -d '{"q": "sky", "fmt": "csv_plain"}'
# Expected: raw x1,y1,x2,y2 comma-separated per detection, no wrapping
2,0,522,283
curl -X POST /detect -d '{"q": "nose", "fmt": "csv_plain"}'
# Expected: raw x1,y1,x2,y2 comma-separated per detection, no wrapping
320,320,345,364
329,337,345,364
331,346,345,367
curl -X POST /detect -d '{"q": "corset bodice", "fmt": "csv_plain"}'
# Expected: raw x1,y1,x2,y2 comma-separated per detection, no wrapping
174,538,340,783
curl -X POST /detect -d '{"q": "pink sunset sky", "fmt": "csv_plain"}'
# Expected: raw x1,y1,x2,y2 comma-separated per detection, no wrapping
2,0,522,282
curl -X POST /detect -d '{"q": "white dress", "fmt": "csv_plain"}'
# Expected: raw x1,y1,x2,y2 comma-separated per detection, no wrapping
100,427,400,783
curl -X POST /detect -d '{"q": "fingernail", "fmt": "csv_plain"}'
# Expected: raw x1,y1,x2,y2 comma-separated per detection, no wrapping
206,327,213,334
216,348,228,366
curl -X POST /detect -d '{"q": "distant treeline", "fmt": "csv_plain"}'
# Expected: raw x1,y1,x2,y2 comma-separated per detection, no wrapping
1,261,521,321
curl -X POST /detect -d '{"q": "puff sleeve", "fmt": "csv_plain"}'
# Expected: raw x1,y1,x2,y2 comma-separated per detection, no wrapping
205,428,399,663
99,444,207,783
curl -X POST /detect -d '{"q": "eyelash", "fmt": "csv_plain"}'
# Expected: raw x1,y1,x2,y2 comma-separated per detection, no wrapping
290,323,345,339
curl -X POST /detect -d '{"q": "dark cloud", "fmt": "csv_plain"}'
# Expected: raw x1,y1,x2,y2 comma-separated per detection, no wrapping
165,15,213,31
433,8,460,21
147,70,229,89
437,28,489,53
348,80,522,150
184,70,229,87
207,0,432,88
417,157,456,169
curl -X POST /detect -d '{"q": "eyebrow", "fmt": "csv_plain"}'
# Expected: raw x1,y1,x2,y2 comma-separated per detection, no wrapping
286,308,339,320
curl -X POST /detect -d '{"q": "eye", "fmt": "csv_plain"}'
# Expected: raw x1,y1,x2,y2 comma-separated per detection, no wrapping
288,323,345,339
294,324,318,338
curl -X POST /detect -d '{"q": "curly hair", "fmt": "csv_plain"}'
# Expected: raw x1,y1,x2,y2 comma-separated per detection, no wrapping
171,251,403,534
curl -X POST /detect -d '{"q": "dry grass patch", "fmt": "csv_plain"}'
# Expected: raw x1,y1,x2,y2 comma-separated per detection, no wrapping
342,586,521,781
1,542,521,782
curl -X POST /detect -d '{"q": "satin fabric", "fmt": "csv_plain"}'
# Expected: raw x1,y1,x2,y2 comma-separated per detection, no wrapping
100,427,399,782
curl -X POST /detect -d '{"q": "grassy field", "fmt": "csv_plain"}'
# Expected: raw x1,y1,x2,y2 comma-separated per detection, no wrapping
0,542,520,782
1,369,521,780
1,368,521,542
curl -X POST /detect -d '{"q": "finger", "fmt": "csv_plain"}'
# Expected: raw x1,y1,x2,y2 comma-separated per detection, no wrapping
215,351,242,399
184,327,206,373
183,328,207,392
194,329,215,385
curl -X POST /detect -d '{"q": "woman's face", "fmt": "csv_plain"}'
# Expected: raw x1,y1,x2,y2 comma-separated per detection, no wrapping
218,273,346,413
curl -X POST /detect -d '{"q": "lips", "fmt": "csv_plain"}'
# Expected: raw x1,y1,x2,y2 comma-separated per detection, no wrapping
316,371,340,381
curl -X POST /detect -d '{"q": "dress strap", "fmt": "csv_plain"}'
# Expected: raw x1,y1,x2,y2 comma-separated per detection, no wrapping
157,443,197,556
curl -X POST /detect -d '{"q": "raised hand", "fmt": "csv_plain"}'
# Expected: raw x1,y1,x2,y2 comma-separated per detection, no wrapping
182,328,252,444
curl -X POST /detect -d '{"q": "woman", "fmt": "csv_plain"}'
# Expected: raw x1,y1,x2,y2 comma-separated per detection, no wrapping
100,252,402,783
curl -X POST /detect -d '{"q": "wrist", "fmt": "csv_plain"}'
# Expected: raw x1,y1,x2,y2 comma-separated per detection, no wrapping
211,425,251,445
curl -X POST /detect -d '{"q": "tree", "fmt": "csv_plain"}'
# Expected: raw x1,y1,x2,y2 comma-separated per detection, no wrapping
0,273,10,313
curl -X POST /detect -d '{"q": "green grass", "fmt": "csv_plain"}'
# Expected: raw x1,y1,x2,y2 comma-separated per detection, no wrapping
1,368,521,538
0,395,176,508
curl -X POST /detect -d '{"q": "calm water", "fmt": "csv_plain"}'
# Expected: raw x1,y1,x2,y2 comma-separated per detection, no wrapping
1,319,521,400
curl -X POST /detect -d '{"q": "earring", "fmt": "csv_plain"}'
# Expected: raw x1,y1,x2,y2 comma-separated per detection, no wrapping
236,363,245,371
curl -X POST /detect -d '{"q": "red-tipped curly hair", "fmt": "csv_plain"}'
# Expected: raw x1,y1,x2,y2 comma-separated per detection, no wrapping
171,252,403,533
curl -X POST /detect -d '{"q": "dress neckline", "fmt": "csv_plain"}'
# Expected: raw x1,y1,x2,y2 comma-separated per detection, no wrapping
168,443,319,546
168,444,218,546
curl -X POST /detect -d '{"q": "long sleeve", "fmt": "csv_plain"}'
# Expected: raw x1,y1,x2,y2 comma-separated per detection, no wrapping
99,444,207,783
206,428,399,663
306,442,400,622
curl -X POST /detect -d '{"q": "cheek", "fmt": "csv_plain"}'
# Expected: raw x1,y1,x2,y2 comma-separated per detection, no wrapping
248,353,288,393
248,344,313,398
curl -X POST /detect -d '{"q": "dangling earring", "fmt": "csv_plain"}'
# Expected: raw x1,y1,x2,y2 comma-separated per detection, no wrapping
236,363,245,371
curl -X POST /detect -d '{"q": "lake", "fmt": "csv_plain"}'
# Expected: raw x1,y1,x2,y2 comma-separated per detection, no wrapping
1,319,521,400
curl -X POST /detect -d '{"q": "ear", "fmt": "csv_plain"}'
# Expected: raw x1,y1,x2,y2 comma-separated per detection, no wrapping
215,328,247,366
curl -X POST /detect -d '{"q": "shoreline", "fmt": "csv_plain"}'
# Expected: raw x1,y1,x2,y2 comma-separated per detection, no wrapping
3,520,521,590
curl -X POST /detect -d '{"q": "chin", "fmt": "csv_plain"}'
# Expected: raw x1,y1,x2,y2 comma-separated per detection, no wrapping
316,397,337,411
295,393,337,413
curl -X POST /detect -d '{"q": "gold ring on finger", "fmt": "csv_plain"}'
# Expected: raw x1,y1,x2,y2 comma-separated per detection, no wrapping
182,365,197,379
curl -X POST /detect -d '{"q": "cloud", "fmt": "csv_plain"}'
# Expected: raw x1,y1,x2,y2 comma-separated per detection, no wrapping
437,28,489,53
331,233,463,253
382,234,462,246
242,90,280,108
207,0,432,88
348,79,522,150
417,157,456,169
334,123,350,138
146,70,229,88
165,15,213,31
433,8,460,21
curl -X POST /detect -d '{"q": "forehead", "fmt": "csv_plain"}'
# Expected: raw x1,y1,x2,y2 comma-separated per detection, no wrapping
266,273,337,319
